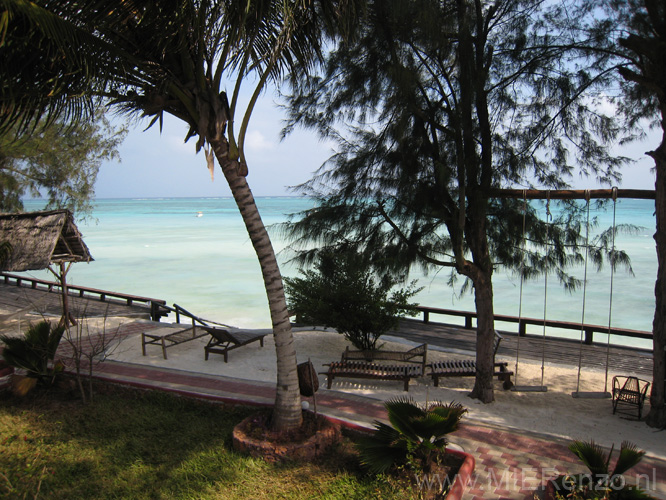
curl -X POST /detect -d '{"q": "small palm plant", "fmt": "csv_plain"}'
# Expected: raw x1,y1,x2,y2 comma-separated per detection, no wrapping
553,440,654,499
356,397,466,475
0,320,65,394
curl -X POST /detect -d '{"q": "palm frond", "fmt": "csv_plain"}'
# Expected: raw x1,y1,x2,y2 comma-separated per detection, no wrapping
0,320,63,378
384,396,425,440
611,441,646,477
356,434,407,474
0,334,42,373
568,440,609,477
0,0,143,134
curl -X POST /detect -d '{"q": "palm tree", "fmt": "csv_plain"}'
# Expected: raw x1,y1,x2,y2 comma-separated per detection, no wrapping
0,320,65,383
555,440,652,499
356,397,466,475
1,0,363,431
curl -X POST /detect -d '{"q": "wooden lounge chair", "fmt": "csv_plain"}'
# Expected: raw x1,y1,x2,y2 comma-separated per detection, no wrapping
142,325,207,360
141,303,231,359
203,326,270,362
428,331,514,390
322,361,424,392
612,376,650,420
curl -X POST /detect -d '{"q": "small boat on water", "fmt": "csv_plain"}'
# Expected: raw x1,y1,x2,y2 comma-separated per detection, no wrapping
196,211,203,217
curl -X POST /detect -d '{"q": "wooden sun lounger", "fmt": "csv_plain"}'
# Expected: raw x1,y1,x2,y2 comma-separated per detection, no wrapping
203,326,270,362
142,325,207,360
427,331,514,390
322,361,424,392
141,303,230,359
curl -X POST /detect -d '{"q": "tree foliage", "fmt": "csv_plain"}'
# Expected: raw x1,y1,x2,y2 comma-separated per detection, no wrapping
283,0,631,285
0,110,126,214
284,251,421,350
281,0,632,402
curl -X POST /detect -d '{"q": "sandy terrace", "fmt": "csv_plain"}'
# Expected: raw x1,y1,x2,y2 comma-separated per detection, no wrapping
99,321,666,460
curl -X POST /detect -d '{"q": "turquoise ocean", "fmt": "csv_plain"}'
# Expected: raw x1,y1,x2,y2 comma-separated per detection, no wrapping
20,197,657,350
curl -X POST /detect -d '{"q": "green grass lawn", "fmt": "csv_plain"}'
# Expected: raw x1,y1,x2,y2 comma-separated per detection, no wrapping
0,385,413,500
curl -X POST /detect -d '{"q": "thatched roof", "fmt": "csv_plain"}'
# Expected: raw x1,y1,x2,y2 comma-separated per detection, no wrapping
0,209,93,272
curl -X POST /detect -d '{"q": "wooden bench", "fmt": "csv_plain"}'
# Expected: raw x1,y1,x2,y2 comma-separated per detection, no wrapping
429,359,514,390
612,376,650,420
427,331,514,390
341,343,428,370
322,361,424,392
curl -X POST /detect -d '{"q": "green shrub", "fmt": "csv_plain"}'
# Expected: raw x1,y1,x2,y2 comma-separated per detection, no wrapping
356,397,466,475
284,252,421,350
0,320,64,384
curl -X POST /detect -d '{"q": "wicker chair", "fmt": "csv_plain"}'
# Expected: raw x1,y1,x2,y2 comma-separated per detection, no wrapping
612,376,650,420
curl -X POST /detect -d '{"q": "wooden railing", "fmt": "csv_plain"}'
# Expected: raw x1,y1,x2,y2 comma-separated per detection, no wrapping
1,272,168,321
414,305,652,345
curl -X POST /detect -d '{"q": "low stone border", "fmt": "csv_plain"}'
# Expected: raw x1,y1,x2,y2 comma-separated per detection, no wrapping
232,412,342,463
446,448,475,500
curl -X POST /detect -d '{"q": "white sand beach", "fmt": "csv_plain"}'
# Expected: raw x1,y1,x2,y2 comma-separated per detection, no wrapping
105,320,666,461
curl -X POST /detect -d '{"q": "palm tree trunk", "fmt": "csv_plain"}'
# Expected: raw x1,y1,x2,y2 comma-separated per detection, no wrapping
209,139,302,432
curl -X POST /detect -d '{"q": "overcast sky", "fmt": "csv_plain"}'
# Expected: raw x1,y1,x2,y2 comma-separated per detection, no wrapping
95,87,333,199
94,89,659,199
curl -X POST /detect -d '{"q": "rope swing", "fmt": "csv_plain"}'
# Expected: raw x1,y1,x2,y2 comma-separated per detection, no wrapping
512,192,528,386
512,191,548,392
571,189,615,399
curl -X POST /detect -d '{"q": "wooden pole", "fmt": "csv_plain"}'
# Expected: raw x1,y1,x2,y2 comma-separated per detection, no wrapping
308,357,318,419
488,188,655,200
57,262,77,327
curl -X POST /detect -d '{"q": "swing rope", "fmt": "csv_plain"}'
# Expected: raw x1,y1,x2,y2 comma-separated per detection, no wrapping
513,191,528,386
574,191,591,394
539,192,551,389
511,192,548,392
603,188,618,394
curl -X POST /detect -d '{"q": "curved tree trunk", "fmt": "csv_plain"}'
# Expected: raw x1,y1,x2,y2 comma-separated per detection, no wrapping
210,139,302,432
647,128,666,428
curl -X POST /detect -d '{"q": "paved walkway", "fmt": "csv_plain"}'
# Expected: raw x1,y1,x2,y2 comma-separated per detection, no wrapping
87,326,666,500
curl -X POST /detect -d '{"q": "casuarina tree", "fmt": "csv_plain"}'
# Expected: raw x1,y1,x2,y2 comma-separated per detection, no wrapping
0,110,126,214
282,0,632,403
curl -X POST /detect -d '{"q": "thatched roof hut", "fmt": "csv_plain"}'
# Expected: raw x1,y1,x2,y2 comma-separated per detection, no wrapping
0,210,93,272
